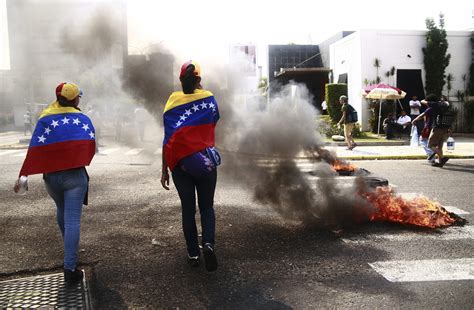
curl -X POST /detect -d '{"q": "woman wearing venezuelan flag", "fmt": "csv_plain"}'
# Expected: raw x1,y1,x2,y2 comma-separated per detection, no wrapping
13,82,96,284
161,61,221,272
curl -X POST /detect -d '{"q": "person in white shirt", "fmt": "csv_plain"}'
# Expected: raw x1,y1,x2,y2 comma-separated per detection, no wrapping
387,110,412,138
321,100,327,115
409,95,421,117
409,95,422,134
396,110,412,127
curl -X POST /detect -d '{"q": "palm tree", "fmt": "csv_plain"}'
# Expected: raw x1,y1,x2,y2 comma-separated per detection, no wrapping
390,66,396,85
446,73,454,100
374,58,381,84
462,74,467,93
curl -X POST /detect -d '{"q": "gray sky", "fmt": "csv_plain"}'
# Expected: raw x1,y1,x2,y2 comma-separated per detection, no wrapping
1,0,473,70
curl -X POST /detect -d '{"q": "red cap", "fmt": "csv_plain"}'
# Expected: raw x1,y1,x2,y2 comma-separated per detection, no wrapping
179,60,201,78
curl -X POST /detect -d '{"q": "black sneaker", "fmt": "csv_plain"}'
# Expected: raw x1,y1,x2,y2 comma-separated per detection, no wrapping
439,157,449,167
64,268,83,284
187,255,200,267
203,243,218,272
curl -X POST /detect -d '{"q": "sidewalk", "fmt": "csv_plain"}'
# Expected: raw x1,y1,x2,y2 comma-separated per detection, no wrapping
1,130,474,160
0,131,31,149
325,137,474,160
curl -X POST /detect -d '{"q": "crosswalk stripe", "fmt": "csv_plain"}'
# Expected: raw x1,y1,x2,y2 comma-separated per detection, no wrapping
153,148,162,155
125,148,144,155
100,148,119,155
341,226,474,243
0,150,23,156
369,258,474,282
13,151,27,157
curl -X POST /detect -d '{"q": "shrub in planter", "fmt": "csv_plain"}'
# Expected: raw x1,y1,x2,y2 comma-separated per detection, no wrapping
319,115,362,138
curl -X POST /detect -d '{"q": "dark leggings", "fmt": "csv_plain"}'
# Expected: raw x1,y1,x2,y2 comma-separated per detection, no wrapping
172,166,217,257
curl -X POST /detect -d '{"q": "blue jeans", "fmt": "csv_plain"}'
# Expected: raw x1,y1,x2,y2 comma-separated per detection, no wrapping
172,165,217,257
420,137,434,157
44,168,88,270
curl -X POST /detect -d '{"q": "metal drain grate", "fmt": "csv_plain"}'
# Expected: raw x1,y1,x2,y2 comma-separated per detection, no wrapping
0,271,91,309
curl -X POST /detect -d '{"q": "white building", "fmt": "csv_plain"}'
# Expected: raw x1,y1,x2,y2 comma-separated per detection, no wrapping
330,29,472,130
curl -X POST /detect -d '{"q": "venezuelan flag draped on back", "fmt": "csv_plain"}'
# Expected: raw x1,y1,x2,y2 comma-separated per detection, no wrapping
163,89,219,170
19,101,96,176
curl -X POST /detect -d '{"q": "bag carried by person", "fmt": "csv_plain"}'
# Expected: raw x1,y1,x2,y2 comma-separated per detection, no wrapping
421,127,431,139
179,147,221,178
434,104,455,128
346,104,358,123
410,126,419,147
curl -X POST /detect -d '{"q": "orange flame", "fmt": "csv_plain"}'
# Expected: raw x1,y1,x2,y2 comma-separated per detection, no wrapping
332,159,358,172
360,186,456,228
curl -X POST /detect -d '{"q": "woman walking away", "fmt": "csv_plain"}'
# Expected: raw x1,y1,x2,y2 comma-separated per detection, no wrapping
161,60,221,272
13,82,96,284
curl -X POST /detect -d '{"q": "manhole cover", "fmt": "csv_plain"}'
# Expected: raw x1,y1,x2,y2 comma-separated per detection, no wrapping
0,271,91,309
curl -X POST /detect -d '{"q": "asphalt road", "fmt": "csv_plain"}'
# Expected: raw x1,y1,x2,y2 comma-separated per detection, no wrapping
1,144,473,309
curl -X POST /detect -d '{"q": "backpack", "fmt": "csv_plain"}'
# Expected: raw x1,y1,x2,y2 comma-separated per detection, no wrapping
345,104,358,123
433,103,455,128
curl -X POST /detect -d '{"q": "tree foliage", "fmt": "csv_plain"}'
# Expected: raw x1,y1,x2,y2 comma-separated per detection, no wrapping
422,14,451,96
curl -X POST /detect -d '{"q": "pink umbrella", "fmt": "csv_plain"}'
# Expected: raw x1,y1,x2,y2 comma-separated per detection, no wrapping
362,83,406,99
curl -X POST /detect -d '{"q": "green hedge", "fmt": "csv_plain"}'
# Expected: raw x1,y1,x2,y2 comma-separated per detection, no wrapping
325,83,347,123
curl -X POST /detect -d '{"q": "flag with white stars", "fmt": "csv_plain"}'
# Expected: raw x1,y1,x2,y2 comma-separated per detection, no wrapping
19,101,96,176
163,89,220,170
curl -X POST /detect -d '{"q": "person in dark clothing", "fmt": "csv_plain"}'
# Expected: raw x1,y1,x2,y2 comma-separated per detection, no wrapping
161,61,220,272
383,113,396,139
422,94,451,167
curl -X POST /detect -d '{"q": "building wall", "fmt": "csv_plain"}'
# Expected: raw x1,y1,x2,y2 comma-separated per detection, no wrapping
331,29,472,131
268,45,322,82
329,32,364,128
319,31,354,68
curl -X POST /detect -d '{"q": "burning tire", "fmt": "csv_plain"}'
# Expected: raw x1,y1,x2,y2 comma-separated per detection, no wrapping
363,177,389,188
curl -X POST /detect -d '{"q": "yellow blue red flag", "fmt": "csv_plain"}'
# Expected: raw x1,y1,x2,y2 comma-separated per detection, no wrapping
19,101,96,176
163,89,219,170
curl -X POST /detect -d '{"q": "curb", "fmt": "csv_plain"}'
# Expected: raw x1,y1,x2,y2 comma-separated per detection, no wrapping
0,144,29,150
325,154,474,161
325,141,409,147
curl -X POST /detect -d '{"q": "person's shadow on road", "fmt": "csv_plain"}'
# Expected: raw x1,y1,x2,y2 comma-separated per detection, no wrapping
438,162,474,174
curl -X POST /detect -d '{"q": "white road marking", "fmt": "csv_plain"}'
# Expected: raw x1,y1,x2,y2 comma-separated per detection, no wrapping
442,206,470,215
341,226,474,243
125,148,144,155
369,258,474,282
153,148,162,155
13,151,27,157
100,148,119,155
0,150,23,156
